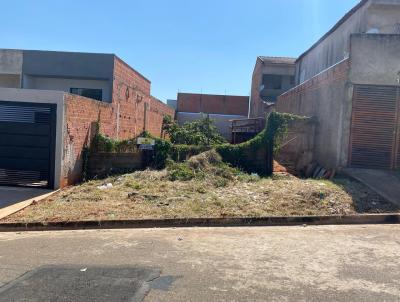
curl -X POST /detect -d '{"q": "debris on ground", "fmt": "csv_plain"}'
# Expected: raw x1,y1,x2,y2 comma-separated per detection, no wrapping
303,162,336,180
2,151,399,223
273,161,288,173
97,183,113,190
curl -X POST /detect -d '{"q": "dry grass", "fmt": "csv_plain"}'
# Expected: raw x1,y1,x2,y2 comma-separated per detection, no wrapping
3,174,397,223
2,151,399,223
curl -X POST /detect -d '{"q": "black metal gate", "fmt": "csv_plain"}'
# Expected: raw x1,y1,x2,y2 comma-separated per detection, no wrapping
0,101,57,188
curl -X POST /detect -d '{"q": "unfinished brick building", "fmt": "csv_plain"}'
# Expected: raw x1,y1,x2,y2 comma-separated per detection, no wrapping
0,50,174,188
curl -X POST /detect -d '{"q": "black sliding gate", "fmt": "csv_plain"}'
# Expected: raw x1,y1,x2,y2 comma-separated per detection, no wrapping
0,101,57,188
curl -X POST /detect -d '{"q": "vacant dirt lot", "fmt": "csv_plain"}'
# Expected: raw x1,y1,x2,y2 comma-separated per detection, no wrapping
3,169,398,223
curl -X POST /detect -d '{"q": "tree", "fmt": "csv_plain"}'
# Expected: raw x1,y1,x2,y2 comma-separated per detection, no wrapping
163,115,226,146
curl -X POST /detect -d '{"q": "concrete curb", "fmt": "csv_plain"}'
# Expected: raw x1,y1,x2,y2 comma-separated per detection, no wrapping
0,214,399,232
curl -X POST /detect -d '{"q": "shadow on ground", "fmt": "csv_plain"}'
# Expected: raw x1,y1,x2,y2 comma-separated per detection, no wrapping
0,265,161,302
332,175,400,213
0,187,51,209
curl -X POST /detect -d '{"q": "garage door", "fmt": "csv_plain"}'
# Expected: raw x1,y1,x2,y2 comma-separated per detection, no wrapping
349,85,400,169
0,101,56,188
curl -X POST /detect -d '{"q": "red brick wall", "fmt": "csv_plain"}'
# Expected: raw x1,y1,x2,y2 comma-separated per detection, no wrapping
113,56,151,96
147,96,175,136
112,56,174,138
62,56,174,187
62,94,114,187
177,93,249,116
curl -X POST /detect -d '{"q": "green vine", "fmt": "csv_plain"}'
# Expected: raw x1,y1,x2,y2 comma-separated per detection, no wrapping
89,112,311,176
216,112,311,175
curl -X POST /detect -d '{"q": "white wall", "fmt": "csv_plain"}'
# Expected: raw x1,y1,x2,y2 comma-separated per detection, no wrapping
23,76,111,102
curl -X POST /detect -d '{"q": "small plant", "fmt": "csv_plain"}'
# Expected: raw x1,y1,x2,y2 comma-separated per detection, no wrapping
124,178,142,190
237,173,261,183
196,186,207,194
213,177,229,188
165,150,242,185
92,133,137,153
167,162,195,181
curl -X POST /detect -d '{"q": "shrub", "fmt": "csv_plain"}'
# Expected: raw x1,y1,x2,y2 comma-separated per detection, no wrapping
171,145,211,162
216,112,310,175
90,112,311,177
166,150,241,184
165,116,226,146
167,162,195,181
92,133,137,153
152,138,172,169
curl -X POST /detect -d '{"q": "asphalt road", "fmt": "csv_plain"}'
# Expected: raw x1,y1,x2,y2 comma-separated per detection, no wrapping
0,225,399,301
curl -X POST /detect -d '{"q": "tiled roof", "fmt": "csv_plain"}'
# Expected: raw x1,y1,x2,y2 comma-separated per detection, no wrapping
258,56,296,64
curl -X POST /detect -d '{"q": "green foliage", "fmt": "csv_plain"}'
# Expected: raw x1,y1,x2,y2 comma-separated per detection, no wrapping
92,133,138,153
152,138,172,169
140,112,309,175
216,112,310,175
90,112,310,177
166,150,242,185
266,112,310,155
162,115,174,133
167,162,196,181
165,116,226,146
149,142,210,170
170,145,211,162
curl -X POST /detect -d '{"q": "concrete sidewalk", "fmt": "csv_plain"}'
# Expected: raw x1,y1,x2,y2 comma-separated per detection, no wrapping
0,186,51,209
0,187,53,220
344,168,400,207
0,225,399,301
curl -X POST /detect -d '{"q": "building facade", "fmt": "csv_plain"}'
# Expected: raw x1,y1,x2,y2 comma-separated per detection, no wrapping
176,92,249,141
276,0,400,170
249,56,296,118
0,49,174,189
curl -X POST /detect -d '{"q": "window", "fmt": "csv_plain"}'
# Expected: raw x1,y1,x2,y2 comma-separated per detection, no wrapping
290,76,295,85
262,74,282,90
70,88,102,101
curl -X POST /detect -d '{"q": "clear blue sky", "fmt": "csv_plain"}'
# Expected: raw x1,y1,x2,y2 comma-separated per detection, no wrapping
2,0,360,101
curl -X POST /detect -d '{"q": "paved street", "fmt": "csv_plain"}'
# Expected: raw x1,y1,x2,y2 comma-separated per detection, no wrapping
0,225,400,301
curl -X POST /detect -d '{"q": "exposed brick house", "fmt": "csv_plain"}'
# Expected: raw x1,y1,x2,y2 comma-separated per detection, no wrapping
0,50,174,189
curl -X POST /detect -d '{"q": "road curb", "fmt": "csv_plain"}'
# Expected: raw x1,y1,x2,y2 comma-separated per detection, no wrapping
0,214,399,232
